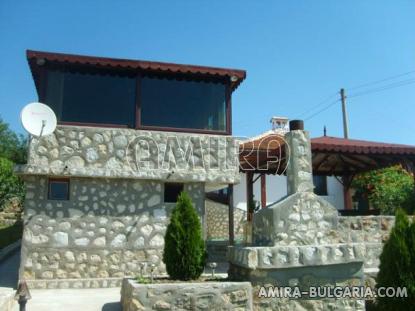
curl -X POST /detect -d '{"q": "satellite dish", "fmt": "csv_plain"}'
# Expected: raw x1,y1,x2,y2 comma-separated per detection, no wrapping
20,102,57,137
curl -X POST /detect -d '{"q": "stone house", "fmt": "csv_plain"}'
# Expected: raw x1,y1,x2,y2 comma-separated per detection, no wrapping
17,50,245,288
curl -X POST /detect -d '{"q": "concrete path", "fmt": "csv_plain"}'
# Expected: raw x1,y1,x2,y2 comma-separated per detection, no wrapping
0,247,20,289
13,288,122,311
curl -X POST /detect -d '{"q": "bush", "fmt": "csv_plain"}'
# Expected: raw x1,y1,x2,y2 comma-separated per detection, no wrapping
0,157,25,212
0,117,27,164
352,165,414,215
163,191,206,280
376,209,415,310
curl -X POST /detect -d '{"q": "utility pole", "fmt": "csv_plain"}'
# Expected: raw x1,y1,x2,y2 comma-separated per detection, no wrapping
340,88,352,210
340,88,349,139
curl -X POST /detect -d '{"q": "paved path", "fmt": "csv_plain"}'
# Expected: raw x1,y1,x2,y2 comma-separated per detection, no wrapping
13,288,122,311
0,247,20,289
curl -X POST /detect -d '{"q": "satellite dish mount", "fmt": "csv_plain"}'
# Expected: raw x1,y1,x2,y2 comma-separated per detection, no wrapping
20,102,57,137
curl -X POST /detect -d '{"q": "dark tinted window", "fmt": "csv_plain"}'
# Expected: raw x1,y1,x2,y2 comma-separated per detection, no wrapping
164,183,184,203
141,77,226,131
45,71,136,127
48,179,70,200
313,175,328,196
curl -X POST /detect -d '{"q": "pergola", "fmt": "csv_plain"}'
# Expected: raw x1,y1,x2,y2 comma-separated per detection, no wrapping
239,133,415,221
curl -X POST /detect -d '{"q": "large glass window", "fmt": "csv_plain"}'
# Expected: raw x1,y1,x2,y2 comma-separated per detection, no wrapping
45,71,136,127
141,76,227,131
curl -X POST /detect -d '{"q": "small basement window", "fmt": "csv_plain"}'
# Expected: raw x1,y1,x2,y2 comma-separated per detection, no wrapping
164,183,184,203
48,178,70,200
313,175,328,196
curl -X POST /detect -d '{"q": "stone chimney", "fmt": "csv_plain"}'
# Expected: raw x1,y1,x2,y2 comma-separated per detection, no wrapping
270,116,289,133
285,120,314,195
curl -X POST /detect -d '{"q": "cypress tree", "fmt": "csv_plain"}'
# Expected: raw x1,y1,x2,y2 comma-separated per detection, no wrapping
376,208,415,310
163,191,206,280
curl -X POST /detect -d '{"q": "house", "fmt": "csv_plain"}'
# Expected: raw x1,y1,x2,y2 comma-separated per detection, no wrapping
17,50,245,288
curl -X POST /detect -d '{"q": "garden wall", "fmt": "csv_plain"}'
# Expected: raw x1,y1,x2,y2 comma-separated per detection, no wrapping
121,278,252,311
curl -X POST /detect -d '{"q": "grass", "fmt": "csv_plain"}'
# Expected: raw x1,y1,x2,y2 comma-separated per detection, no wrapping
0,221,23,249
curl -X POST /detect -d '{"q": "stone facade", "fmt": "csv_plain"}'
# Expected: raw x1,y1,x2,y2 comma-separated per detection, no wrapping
205,199,246,241
228,129,367,309
17,125,240,287
17,126,239,184
20,175,204,286
121,278,253,311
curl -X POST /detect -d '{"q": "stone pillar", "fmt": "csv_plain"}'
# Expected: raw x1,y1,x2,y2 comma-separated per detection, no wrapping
285,129,314,195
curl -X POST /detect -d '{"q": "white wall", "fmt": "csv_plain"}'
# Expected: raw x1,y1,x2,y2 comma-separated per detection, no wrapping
234,173,345,211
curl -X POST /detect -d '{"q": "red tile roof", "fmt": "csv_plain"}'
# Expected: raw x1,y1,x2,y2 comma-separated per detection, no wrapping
26,50,246,92
311,136,415,155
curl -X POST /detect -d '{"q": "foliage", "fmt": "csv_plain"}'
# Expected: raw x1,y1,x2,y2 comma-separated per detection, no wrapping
0,221,23,249
0,157,25,212
0,117,27,164
135,275,151,284
352,165,414,215
163,192,206,280
376,209,415,310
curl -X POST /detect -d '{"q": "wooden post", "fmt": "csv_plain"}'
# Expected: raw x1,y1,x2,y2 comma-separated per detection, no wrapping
260,174,266,208
342,175,353,210
246,172,254,221
228,184,234,246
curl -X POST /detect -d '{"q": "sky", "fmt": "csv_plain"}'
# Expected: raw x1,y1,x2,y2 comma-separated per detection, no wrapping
0,1,414,144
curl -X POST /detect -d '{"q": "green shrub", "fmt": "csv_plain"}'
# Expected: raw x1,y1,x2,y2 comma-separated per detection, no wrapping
0,117,27,164
163,191,206,280
352,165,414,215
376,209,415,310
0,157,25,212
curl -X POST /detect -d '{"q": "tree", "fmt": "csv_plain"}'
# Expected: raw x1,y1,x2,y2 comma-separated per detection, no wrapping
163,191,206,280
0,157,25,212
352,165,414,215
0,117,27,164
376,208,415,310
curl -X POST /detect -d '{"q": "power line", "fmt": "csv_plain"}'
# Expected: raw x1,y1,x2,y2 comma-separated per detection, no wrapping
303,77,415,121
296,93,338,119
348,78,415,99
348,70,415,91
304,99,340,121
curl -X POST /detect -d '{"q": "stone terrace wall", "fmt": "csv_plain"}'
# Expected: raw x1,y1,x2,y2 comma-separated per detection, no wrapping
17,125,239,184
121,278,252,311
337,216,395,243
21,176,204,286
205,199,246,241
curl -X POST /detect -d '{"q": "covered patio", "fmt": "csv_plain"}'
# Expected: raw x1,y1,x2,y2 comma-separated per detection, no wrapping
238,133,415,221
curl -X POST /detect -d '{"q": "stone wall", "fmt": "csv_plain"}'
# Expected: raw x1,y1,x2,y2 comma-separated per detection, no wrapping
20,176,204,286
0,198,22,227
121,278,253,311
16,125,239,184
205,199,246,241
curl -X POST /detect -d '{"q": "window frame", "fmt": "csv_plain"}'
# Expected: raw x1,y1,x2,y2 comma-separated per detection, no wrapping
40,69,232,135
163,182,184,203
47,178,70,201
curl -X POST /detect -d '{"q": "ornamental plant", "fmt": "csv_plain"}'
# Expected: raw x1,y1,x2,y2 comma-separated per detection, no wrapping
352,165,414,215
0,157,25,212
376,209,415,310
163,191,206,280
